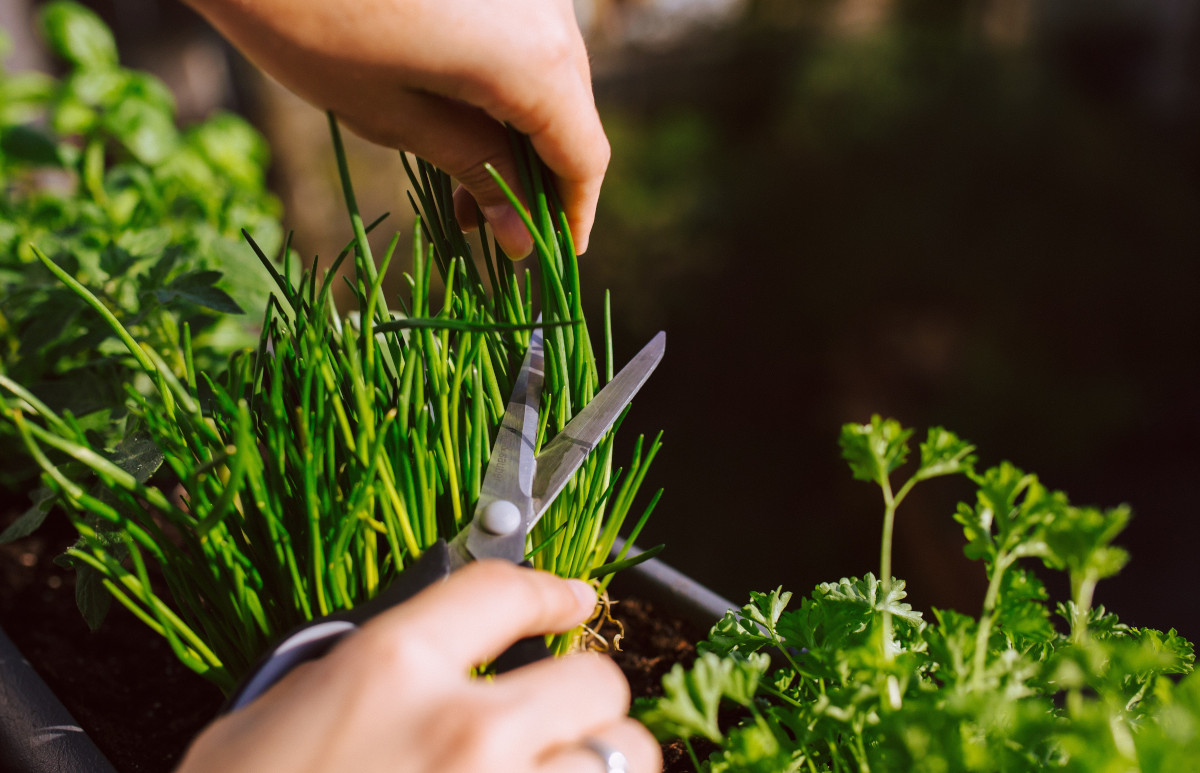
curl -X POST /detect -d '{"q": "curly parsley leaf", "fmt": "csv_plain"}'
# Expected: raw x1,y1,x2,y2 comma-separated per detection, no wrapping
634,651,770,743
916,425,976,480
839,414,912,485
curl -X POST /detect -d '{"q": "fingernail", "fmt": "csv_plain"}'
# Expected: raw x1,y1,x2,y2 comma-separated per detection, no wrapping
567,578,596,611
482,204,533,260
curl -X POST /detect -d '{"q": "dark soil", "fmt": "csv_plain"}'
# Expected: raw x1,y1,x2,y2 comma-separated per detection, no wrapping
0,507,708,773
0,511,223,772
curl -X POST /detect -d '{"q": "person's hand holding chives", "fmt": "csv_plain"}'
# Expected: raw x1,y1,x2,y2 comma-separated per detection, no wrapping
184,0,610,260
176,561,660,772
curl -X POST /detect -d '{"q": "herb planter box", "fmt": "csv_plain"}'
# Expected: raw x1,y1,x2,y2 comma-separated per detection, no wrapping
0,542,734,773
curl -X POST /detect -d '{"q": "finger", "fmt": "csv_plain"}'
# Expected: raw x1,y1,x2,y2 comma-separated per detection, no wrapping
428,26,608,254
504,75,608,256
489,654,630,746
334,88,534,259
453,184,534,262
538,718,663,773
357,560,595,671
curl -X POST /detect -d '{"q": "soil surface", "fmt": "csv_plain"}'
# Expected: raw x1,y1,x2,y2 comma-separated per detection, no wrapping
0,506,709,773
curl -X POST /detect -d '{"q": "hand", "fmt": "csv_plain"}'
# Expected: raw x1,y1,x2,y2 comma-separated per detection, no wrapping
183,0,609,259
176,560,661,773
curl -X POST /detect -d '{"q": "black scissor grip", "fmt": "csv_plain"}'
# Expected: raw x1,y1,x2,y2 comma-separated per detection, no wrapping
493,634,552,673
223,541,453,714
491,559,553,673
224,544,559,713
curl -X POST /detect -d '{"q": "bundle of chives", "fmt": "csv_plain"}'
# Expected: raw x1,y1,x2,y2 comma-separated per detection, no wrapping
0,117,664,687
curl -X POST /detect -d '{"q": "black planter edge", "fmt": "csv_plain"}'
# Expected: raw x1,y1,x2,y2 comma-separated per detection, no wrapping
0,543,733,773
608,538,738,629
0,624,118,773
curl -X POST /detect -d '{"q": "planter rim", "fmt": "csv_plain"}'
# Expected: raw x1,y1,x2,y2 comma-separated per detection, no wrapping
0,624,117,773
0,542,730,773
609,538,738,628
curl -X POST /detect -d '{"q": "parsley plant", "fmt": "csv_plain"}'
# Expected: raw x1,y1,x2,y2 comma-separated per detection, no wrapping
637,417,1198,771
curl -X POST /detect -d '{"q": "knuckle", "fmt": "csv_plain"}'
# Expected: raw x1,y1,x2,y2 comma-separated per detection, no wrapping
445,697,522,766
566,653,631,707
532,28,577,75
452,157,508,195
349,626,429,675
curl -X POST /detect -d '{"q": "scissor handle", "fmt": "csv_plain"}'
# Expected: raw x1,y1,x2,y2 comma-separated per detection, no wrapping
222,542,551,714
223,540,453,714
493,632,551,673
490,558,553,674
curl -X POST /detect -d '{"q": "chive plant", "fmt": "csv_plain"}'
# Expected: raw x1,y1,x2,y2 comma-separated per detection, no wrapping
0,116,663,692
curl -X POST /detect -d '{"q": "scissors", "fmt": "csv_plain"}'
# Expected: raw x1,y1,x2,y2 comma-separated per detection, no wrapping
224,326,665,713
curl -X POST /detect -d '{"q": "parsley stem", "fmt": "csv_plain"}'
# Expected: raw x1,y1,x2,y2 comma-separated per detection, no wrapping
878,476,899,660
879,472,917,661
973,553,1011,686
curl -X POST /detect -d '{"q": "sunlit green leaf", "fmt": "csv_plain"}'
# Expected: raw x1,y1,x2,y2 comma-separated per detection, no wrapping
39,1,118,70
840,414,912,484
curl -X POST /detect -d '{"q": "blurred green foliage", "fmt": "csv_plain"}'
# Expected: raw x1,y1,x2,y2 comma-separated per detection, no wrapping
0,1,285,493
590,0,1200,635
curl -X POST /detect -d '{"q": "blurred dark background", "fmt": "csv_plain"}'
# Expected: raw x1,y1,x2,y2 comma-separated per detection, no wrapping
5,0,1200,638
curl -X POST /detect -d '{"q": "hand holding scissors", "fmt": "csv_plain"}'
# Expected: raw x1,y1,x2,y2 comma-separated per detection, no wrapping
177,328,665,773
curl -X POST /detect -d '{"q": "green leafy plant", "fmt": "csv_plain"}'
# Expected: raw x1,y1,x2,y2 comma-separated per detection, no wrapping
637,416,1199,771
0,1,284,493
0,111,663,693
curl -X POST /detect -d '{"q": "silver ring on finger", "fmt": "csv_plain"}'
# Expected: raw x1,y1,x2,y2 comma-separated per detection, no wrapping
583,737,629,773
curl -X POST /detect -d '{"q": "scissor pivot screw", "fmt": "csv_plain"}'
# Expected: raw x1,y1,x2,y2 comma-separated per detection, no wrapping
481,500,521,536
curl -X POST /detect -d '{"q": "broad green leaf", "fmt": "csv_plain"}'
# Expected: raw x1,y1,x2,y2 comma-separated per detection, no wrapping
50,91,96,135
62,68,126,107
0,486,58,543
39,1,119,70
0,70,57,125
107,429,163,484
104,94,178,165
188,112,269,188
1,125,62,167
99,243,138,276
725,652,771,706
17,289,83,352
634,659,725,742
74,561,113,630
156,270,244,314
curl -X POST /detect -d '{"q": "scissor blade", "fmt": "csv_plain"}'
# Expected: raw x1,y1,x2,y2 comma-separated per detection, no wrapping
530,331,665,520
481,327,543,507
455,328,544,567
